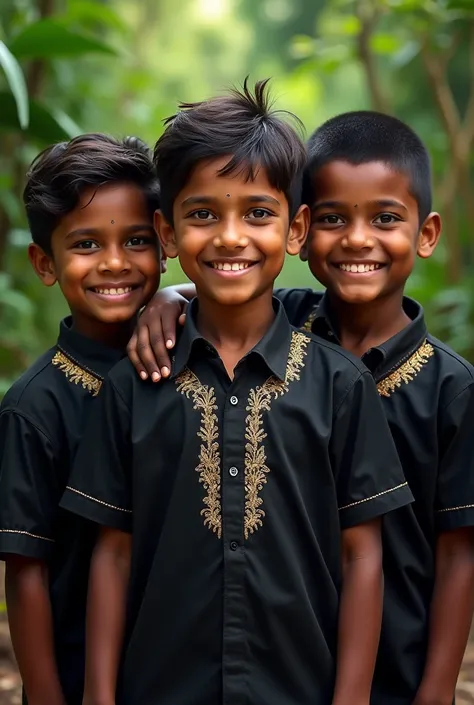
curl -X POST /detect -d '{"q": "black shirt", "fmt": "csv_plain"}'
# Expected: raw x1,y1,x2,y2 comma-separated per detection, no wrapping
61,298,412,705
0,317,123,705
277,288,474,705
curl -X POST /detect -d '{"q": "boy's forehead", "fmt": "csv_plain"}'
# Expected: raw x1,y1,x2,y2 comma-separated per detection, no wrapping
180,156,286,204
311,160,414,206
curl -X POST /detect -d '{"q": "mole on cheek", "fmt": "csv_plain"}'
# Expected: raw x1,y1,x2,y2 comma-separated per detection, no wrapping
111,219,115,224
226,194,231,198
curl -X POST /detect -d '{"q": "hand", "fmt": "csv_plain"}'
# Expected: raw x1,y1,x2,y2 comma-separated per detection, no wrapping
127,289,188,382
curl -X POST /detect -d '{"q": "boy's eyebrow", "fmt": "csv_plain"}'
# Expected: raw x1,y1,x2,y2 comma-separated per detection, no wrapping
313,199,408,210
65,224,154,239
181,195,281,208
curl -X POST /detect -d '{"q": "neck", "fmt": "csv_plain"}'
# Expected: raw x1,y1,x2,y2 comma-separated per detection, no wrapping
196,290,276,363
329,291,411,358
71,316,135,350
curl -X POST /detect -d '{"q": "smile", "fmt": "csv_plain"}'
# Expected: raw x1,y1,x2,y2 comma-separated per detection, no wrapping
338,263,383,273
93,286,134,295
210,262,252,271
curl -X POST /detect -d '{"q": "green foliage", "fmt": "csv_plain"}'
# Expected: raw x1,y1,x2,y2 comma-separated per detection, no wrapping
0,40,28,127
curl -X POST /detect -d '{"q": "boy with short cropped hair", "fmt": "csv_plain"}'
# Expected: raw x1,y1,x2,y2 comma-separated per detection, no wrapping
134,110,474,705
62,82,411,705
0,133,163,705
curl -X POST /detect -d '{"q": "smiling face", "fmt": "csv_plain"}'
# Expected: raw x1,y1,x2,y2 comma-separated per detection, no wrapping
28,182,163,340
303,160,440,305
155,156,309,308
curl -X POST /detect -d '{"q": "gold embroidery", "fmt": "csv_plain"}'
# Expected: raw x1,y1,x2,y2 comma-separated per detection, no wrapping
338,482,409,511
176,369,222,538
437,503,474,513
52,350,102,397
244,331,309,538
377,340,434,398
0,528,54,542
65,486,132,513
301,308,317,332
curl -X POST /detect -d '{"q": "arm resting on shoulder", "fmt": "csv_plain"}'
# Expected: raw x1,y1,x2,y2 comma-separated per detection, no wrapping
5,555,66,705
83,526,132,705
414,527,474,705
332,518,383,705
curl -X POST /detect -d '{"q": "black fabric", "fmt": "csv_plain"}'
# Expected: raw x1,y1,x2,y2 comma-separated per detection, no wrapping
62,298,411,705
0,317,124,705
276,287,474,705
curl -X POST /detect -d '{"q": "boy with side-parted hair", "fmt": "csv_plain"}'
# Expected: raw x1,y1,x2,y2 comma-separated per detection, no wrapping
0,134,163,705
133,111,474,705
61,82,412,705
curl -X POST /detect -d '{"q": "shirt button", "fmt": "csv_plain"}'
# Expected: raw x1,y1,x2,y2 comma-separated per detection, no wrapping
229,466,238,477
230,395,238,405
230,541,238,551
327,331,333,336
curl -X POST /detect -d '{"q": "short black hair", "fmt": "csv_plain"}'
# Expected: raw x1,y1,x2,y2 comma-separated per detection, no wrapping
24,133,160,254
153,78,306,224
305,111,432,223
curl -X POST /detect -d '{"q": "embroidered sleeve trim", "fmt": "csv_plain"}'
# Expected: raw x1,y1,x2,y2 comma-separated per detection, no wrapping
339,481,409,511
0,528,54,542
437,503,474,513
65,486,132,513
52,349,103,397
376,340,434,397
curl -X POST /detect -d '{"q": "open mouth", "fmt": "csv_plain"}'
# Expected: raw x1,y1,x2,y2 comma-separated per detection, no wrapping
89,284,140,297
336,263,384,273
206,260,259,274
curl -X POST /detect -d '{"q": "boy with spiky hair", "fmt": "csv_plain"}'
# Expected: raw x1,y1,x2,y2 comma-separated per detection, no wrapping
0,134,163,705
62,82,411,705
135,110,474,705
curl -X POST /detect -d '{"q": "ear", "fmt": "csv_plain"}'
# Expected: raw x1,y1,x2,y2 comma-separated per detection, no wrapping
160,249,168,275
286,204,310,257
28,243,57,286
154,210,178,259
417,212,441,259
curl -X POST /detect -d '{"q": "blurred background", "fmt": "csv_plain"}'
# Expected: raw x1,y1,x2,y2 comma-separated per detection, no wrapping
0,0,474,700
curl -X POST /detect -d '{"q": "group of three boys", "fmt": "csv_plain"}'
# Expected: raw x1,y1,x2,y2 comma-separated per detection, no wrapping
0,79,473,705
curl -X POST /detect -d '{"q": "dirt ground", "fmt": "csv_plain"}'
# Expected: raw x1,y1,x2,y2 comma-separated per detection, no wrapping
0,566,472,704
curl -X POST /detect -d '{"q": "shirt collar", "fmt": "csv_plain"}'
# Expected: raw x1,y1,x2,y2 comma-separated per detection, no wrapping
171,297,293,382
311,292,427,378
57,316,125,379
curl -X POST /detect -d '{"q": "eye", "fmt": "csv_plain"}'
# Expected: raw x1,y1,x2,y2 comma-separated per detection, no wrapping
373,213,400,225
246,208,272,220
190,210,216,221
318,214,344,225
126,235,155,247
74,240,99,250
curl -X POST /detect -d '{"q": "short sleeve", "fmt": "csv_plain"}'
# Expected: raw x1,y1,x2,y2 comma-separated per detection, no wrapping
60,378,132,532
0,410,58,559
331,371,413,530
274,288,318,328
436,383,474,531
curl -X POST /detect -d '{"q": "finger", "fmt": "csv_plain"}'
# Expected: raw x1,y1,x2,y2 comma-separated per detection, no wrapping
178,312,187,326
127,332,149,380
136,324,162,382
146,317,173,376
161,306,182,351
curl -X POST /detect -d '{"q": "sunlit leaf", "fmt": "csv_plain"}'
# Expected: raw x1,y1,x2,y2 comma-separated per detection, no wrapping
9,19,117,58
65,1,128,32
289,34,316,60
0,40,29,128
0,91,76,142
370,33,403,55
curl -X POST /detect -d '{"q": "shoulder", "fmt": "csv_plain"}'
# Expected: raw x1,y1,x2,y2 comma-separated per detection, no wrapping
428,334,474,404
0,347,60,438
274,288,323,327
296,328,368,390
106,356,143,404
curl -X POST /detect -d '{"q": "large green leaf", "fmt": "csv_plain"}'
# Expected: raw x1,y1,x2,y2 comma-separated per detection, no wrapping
65,1,128,33
9,19,117,59
0,40,29,128
0,91,78,143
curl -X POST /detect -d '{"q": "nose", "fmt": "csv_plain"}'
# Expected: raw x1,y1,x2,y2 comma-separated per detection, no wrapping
342,222,374,251
213,217,248,250
97,245,131,274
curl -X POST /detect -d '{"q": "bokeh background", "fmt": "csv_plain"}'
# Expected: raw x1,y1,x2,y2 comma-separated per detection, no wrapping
0,0,474,702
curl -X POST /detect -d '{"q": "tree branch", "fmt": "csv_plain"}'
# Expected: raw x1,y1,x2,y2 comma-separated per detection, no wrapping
355,0,390,113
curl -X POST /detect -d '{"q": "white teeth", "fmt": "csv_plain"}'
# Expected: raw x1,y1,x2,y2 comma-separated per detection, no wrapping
94,286,133,295
211,262,250,271
339,263,381,273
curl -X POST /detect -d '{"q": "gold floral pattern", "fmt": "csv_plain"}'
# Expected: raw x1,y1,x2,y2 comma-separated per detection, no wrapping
377,340,434,398
244,331,309,538
52,349,102,397
176,369,222,537
301,308,318,332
